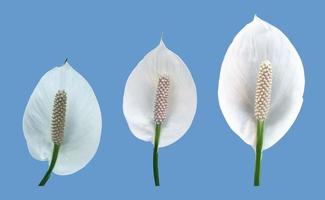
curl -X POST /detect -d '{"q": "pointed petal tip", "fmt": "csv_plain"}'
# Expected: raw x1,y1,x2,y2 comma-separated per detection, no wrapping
250,15,272,31
62,61,72,69
252,15,263,23
159,37,166,48
251,15,269,26
158,32,168,50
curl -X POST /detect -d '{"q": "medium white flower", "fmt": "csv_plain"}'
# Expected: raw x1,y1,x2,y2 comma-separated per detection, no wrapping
123,39,197,186
218,16,305,186
23,61,102,186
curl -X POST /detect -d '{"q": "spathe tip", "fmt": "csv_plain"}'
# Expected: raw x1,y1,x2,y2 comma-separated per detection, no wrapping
62,58,72,68
159,32,166,47
157,33,167,50
253,14,262,22
251,15,271,29
252,15,268,24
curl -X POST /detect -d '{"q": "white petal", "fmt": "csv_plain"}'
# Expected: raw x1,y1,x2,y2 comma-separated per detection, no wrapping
218,16,305,150
123,40,197,148
23,62,102,175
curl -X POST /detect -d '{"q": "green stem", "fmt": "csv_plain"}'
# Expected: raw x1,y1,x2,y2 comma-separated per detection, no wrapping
39,144,60,186
153,124,161,186
254,120,264,186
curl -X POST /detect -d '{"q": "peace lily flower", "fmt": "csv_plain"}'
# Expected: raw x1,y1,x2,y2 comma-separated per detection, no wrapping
23,60,102,186
123,39,197,186
218,16,305,186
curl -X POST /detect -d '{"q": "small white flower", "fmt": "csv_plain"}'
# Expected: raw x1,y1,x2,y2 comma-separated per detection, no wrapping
218,16,305,185
23,61,102,186
123,39,197,186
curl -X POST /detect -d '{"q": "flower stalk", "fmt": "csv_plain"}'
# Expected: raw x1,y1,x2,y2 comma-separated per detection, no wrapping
39,144,60,186
153,124,161,186
254,120,264,186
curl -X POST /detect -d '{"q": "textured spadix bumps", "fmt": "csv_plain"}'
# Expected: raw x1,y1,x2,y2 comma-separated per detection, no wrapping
123,40,197,147
23,62,102,175
51,90,67,145
154,75,170,124
254,60,272,121
218,16,305,150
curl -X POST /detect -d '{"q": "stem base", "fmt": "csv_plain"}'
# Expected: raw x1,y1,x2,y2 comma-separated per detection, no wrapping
39,144,60,186
153,124,161,186
254,120,264,186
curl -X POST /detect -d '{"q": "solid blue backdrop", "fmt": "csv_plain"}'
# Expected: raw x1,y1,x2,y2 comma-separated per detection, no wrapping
0,0,323,199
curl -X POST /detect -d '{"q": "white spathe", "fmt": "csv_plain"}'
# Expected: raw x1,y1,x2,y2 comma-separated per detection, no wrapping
218,16,305,150
123,40,197,148
23,62,102,175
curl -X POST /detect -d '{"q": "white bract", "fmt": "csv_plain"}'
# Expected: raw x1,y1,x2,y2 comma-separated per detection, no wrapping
218,16,305,150
23,62,102,176
123,39,197,148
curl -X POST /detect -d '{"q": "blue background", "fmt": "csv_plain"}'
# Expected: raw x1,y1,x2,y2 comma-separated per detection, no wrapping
0,0,323,199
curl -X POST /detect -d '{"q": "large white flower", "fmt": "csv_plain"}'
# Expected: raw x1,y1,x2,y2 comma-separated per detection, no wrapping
218,16,305,186
23,61,102,186
123,39,197,186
